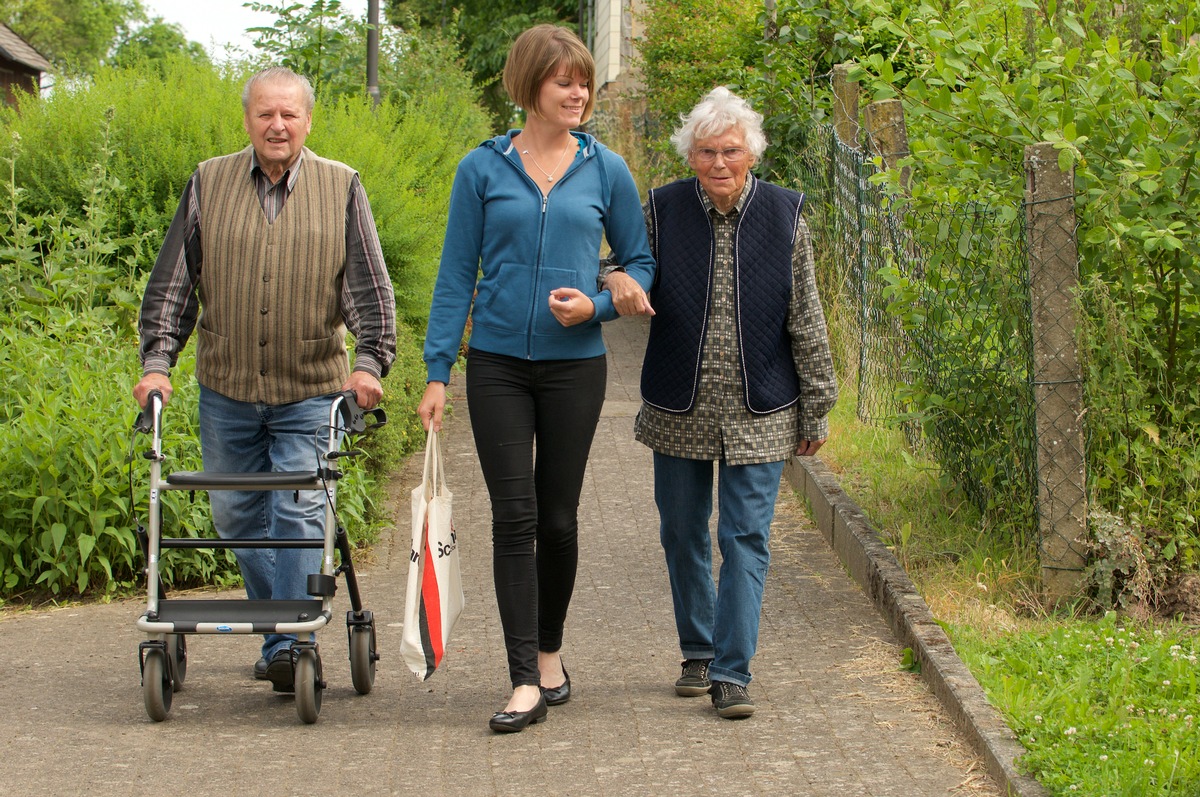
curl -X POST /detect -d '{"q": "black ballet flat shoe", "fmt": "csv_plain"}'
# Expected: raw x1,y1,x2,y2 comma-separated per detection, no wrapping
540,667,571,706
489,693,549,733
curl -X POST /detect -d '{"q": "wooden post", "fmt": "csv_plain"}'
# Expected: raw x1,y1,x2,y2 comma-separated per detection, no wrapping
1024,142,1088,605
831,63,860,149
863,98,910,193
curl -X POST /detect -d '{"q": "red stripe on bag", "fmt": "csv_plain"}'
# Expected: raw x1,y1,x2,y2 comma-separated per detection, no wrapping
419,514,444,671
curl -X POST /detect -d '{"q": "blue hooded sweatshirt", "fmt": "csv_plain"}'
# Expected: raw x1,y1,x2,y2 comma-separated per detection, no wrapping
423,130,656,384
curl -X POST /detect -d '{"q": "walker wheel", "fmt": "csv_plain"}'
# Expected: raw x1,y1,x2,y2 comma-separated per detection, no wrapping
294,649,323,724
167,634,187,691
349,625,376,695
142,649,172,722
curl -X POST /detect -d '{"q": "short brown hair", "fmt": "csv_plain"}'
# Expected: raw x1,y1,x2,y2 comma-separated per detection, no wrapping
502,24,596,124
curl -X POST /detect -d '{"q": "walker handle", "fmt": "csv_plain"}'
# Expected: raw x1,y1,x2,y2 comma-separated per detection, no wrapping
134,389,162,433
336,390,387,434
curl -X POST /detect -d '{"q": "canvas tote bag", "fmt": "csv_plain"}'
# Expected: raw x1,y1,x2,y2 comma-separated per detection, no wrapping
400,430,464,680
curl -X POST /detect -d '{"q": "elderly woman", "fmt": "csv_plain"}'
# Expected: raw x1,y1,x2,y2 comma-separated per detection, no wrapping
606,86,838,719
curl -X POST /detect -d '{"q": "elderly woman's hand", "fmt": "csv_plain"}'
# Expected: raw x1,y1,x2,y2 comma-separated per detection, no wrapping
603,271,655,316
548,288,596,327
796,438,826,457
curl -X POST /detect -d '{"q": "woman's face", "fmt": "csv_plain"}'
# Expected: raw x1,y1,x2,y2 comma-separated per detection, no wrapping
687,127,754,213
536,65,589,128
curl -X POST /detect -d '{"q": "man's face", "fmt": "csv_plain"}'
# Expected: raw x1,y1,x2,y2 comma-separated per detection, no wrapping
243,78,312,177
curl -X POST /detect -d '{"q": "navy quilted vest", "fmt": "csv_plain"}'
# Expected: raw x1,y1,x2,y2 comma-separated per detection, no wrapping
642,177,805,414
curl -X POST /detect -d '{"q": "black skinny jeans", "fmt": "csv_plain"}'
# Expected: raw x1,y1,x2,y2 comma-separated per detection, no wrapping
465,348,607,688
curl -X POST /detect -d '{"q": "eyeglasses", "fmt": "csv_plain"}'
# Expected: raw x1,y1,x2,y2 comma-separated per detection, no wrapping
691,148,748,163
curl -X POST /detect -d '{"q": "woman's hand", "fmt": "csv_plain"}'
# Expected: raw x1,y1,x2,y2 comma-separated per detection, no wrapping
795,438,826,457
548,288,596,327
603,271,655,316
418,381,447,432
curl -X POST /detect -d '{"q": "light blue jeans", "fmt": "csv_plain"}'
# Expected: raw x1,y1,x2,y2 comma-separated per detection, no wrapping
653,452,786,687
199,386,336,660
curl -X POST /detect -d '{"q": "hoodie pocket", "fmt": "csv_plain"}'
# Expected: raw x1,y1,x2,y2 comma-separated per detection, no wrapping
475,262,534,333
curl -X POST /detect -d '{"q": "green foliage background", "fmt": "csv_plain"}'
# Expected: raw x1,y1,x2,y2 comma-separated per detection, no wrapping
383,0,578,129
0,44,488,601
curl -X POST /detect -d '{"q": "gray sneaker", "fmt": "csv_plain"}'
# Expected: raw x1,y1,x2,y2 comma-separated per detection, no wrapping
709,680,755,719
674,658,712,696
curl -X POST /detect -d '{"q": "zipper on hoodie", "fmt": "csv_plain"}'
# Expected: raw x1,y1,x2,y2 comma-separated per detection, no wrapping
514,140,583,359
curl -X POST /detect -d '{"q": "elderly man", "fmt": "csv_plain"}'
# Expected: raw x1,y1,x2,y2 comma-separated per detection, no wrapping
606,86,838,719
133,66,396,693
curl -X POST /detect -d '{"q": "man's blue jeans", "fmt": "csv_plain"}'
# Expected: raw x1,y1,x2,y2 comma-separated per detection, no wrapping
653,452,785,687
199,386,336,660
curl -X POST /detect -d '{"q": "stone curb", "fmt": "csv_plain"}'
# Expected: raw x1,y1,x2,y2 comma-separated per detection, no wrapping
785,456,1050,797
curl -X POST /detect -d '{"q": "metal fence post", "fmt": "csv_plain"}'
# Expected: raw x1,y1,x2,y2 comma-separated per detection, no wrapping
1024,142,1088,604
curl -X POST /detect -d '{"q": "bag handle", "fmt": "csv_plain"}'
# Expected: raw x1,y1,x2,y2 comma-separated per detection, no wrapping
422,429,447,500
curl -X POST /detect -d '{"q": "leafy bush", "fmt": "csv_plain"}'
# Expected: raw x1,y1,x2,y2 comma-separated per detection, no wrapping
2,57,247,253
637,0,762,182
2,52,490,330
750,0,1200,585
311,90,491,327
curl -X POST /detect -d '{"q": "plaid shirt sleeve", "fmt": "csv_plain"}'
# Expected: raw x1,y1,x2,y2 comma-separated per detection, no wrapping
341,175,397,379
138,172,203,377
788,215,838,441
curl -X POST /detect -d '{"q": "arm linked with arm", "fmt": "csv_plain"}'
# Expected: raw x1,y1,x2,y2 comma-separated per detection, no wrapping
599,193,656,317
593,154,655,321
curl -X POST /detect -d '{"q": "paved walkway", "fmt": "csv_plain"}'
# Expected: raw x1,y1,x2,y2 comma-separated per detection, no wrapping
0,317,1005,796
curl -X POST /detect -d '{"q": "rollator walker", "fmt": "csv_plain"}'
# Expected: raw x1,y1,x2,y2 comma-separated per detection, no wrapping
132,389,385,723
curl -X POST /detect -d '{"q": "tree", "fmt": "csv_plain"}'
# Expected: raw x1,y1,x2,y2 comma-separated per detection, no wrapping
111,18,209,68
246,0,364,96
0,0,146,72
243,0,478,108
385,0,577,128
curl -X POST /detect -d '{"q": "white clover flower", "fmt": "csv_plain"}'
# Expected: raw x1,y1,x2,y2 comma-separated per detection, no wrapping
1065,727,1077,736
1099,754,1109,762
1035,715,1043,723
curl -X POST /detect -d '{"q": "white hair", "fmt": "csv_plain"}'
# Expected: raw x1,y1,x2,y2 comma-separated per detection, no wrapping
669,86,768,162
242,67,316,113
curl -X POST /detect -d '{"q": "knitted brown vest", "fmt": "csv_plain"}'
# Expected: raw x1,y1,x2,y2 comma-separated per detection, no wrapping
196,146,354,405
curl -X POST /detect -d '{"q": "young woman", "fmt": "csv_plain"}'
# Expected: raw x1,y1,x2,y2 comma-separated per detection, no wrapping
418,24,655,733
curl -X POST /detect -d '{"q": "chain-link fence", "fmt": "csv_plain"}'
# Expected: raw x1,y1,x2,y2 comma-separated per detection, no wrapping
772,121,1058,546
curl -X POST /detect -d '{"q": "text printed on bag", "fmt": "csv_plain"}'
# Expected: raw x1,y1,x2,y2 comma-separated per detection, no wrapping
410,527,457,563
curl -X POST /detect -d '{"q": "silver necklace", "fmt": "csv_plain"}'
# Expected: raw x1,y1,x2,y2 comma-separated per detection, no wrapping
522,139,572,182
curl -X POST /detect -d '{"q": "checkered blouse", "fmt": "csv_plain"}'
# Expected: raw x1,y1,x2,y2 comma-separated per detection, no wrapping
633,176,838,465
